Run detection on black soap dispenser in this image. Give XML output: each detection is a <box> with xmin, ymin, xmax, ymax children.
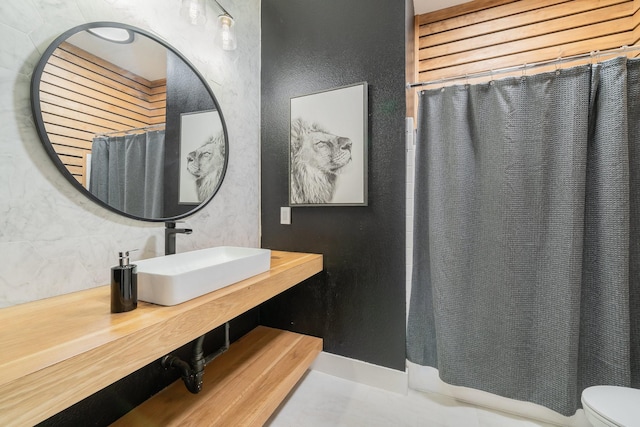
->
<box><xmin>111</xmin><ymin>250</ymin><xmax>137</xmax><ymax>313</ymax></box>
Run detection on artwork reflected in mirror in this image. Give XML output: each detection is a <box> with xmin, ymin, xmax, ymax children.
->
<box><xmin>180</xmin><ymin>110</ymin><xmax>225</xmax><ymax>204</ymax></box>
<box><xmin>31</xmin><ymin>22</ymin><xmax>229</xmax><ymax>222</ymax></box>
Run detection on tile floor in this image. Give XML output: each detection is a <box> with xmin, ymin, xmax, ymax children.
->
<box><xmin>266</xmin><ymin>370</ymin><xmax>559</xmax><ymax>427</ymax></box>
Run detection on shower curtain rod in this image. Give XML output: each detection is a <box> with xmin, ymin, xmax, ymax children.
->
<box><xmin>96</xmin><ymin>123</ymin><xmax>165</xmax><ymax>137</ymax></box>
<box><xmin>406</xmin><ymin>45</ymin><xmax>640</xmax><ymax>89</ymax></box>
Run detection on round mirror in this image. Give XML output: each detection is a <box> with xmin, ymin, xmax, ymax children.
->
<box><xmin>31</xmin><ymin>22</ymin><xmax>229</xmax><ymax>221</ymax></box>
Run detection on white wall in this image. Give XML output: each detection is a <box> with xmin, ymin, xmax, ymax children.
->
<box><xmin>0</xmin><ymin>0</ymin><xmax>261</xmax><ymax>307</ymax></box>
<box><xmin>406</xmin><ymin>117</ymin><xmax>415</xmax><ymax>324</ymax></box>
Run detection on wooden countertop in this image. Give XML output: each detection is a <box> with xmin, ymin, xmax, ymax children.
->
<box><xmin>0</xmin><ymin>250</ymin><xmax>322</xmax><ymax>426</ymax></box>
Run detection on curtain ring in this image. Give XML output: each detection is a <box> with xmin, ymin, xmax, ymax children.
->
<box><xmin>490</xmin><ymin>69</ymin><xmax>495</xmax><ymax>85</ymax></box>
<box><xmin>556</xmin><ymin>57</ymin><xmax>561</xmax><ymax>75</ymax></box>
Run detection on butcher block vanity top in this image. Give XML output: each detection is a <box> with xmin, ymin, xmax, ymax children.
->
<box><xmin>0</xmin><ymin>250</ymin><xmax>323</xmax><ymax>426</ymax></box>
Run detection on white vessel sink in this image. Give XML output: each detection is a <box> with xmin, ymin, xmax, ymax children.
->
<box><xmin>136</xmin><ymin>246</ymin><xmax>271</xmax><ymax>306</ymax></box>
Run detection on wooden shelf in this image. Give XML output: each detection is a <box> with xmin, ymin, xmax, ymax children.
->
<box><xmin>0</xmin><ymin>251</ymin><xmax>322</xmax><ymax>427</ymax></box>
<box><xmin>112</xmin><ymin>326</ymin><xmax>322</xmax><ymax>426</ymax></box>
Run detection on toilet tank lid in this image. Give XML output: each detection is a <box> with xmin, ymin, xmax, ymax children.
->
<box><xmin>582</xmin><ymin>385</ymin><xmax>640</xmax><ymax>427</ymax></box>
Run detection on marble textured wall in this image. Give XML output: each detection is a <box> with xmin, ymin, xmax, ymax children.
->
<box><xmin>0</xmin><ymin>0</ymin><xmax>260</xmax><ymax>307</ymax></box>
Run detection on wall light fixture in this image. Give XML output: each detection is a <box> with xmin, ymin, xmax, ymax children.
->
<box><xmin>215</xmin><ymin>1</ymin><xmax>237</xmax><ymax>51</ymax></box>
<box><xmin>180</xmin><ymin>0</ymin><xmax>237</xmax><ymax>51</ymax></box>
<box><xmin>180</xmin><ymin>0</ymin><xmax>207</xmax><ymax>26</ymax></box>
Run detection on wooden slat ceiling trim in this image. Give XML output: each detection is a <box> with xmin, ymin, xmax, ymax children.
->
<box><xmin>52</xmin><ymin>50</ymin><xmax>153</xmax><ymax>98</ymax></box>
<box><xmin>48</xmin><ymin>134</ymin><xmax>93</xmax><ymax>150</ymax></box>
<box><xmin>58</xmin><ymin>42</ymin><xmax>156</xmax><ymax>94</ymax></box>
<box><xmin>415</xmin><ymin>0</ymin><xmax>638</xmax><ymax>85</ymax></box>
<box><xmin>633</xmin><ymin>2</ymin><xmax>640</xmax><ymax>45</ymax></box>
<box><xmin>39</xmin><ymin>81</ymin><xmax>160</xmax><ymax>120</ymax></box>
<box><xmin>58</xmin><ymin>155</ymin><xmax>83</xmax><ymax>168</ymax></box>
<box><xmin>42</xmin><ymin>60</ymin><xmax>157</xmax><ymax>105</ymax></box>
<box><xmin>51</xmin><ymin>145</ymin><xmax>87</xmax><ymax>158</ymax></box>
<box><xmin>418</xmin><ymin>0</ymin><xmax>569</xmax><ymax>33</ymax></box>
<box><xmin>44</xmin><ymin>123</ymin><xmax>99</xmax><ymax>144</ymax></box>
<box><xmin>419</xmin><ymin>0</ymin><xmax>629</xmax><ymax>49</ymax></box>
<box><xmin>419</xmin><ymin>16</ymin><xmax>632</xmax><ymax>70</ymax></box>
<box><xmin>40</xmin><ymin>73</ymin><xmax>163</xmax><ymax>113</ymax></box>
<box><xmin>40</xmin><ymin>110</ymin><xmax>129</xmax><ymax>136</ymax></box>
<box><xmin>40</xmin><ymin>92</ymin><xmax>149</xmax><ymax>128</ymax></box>
<box><xmin>418</xmin><ymin>32</ymin><xmax>633</xmax><ymax>82</ymax></box>
<box><xmin>417</xmin><ymin>0</ymin><xmax>520</xmax><ymax>25</ymax></box>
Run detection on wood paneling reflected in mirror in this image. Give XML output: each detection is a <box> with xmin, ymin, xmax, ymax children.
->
<box><xmin>31</xmin><ymin>22</ymin><xmax>228</xmax><ymax>221</ymax></box>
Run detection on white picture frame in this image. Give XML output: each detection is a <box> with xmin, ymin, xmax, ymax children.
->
<box><xmin>289</xmin><ymin>82</ymin><xmax>368</xmax><ymax>206</ymax></box>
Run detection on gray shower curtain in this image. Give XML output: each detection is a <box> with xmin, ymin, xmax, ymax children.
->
<box><xmin>89</xmin><ymin>130</ymin><xmax>165</xmax><ymax>218</ymax></box>
<box><xmin>407</xmin><ymin>57</ymin><xmax>640</xmax><ymax>416</ymax></box>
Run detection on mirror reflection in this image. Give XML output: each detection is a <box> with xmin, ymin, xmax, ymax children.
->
<box><xmin>31</xmin><ymin>22</ymin><xmax>228</xmax><ymax>221</ymax></box>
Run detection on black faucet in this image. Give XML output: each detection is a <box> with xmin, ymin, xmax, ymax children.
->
<box><xmin>165</xmin><ymin>221</ymin><xmax>192</xmax><ymax>255</ymax></box>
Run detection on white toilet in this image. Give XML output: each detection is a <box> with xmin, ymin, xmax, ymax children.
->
<box><xmin>581</xmin><ymin>385</ymin><xmax>640</xmax><ymax>427</ymax></box>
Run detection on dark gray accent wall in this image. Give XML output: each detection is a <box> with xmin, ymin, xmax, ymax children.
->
<box><xmin>163</xmin><ymin>50</ymin><xmax>218</xmax><ymax>218</ymax></box>
<box><xmin>260</xmin><ymin>0</ymin><xmax>409</xmax><ymax>371</ymax></box>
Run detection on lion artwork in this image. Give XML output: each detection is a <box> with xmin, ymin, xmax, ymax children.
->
<box><xmin>290</xmin><ymin>118</ymin><xmax>353</xmax><ymax>204</ymax></box>
<box><xmin>186</xmin><ymin>132</ymin><xmax>225</xmax><ymax>201</ymax></box>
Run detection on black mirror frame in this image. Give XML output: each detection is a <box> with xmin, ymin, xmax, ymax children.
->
<box><xmin>30</xmin><ymin>22</ymin><xmax>229</xmax><ymax>222</ymax></box>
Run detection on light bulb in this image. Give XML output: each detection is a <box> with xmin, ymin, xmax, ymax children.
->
<box><xmin>180</xmin><ymin>0</ymin><xmax>206</xmax><ymax>26</ymax></box>
<box><xmin>218</xmin><ymin>14</ymin><xmax>237</xmax><ymax>51</ymax></box>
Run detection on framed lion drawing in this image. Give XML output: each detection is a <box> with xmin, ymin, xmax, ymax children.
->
<box><xmin>178</xmin><ymin>110</ymin><xmax>225</xmax><ymax>205</ymax></box>
<box><xmin>289</xmin><ymin>82</ymin><xmax>368</xmax><ymax>206</ymax></box>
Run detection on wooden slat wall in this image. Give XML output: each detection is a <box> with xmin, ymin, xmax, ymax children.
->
<box><xmin>38</xmin><ymin>41</ymin><xmax>167</xmax><ymax>185</ymax></box>
<box><xmin>413</xmin><ymin>0</ymin><xmax>640</xmax><ymax>88</ymax></box>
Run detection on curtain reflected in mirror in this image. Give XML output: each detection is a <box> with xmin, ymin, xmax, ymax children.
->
<box><xmin>89</xmin><ymin>130</ymin><xmax>165</xmax><ymax>218</ymax></box>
